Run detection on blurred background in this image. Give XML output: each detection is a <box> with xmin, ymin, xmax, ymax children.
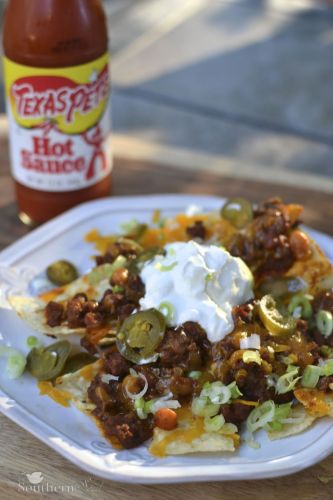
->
<box><xmin>0</xmin><ymin>0</ymin><xmax>332</xmax><ymax>191</ymax></box>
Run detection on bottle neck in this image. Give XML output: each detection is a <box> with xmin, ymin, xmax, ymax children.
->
<box><xmin>3</xmin><ymin>0</ymin><xmax>108</xmax><ymax>68</ymax></box>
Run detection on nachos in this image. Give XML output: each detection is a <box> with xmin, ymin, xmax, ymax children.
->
<box><xmin>9</xmin><ymin>198</ymin><xmax>333</xmax><ymax>456</ymax></box>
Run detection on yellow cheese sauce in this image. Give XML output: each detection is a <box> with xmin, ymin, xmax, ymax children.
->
<box><xmin>79</xmin><ymin>360</ymin><xmax>102</xmax><ymax>380</ymax></box>
<box><xmin>149</xmin><ymin>407</ymin><xmax>240</xmax><ymax>458</ymax></box>
<box><xmin>38</xmin><ymin>381</ymin><xmax>72</xmax><ymax>407</ymax></box>
<box><xmin>149</xmin><ymin>414</ymin><xmax>205</xmax><ymax>458</ymax></box>
<box><xmin>294</xmin><ymin>388</ymin><xmax>330</xmax><ymax>417</ymax></box>
<box><xmin>85</xmin><ymin>213</ymin><xmax>237</xmax><ymax>255</ymax></box>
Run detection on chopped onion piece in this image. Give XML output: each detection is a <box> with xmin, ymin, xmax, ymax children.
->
<box><xmin>242</xmin><ymin>350</ymin><xmax>262</xmax><ymax>365</ymax></box>
<box><xmin>125</xmin><ymin>370</ymin><xmax>148</xmax><ymax>400</ymax></box>
<box><xmin>240</xmin><ymin>334</ymin><xmax>261</xmax><ymax>350</ymax></box>
<box><xmin>0</xmin><ymin>345</ymin><xmax>26</xmax><ymax>379</ymax></box>
<box><xmin>150</xmin><ymin>399</ymin><xmax>181</xmax><ymax>413</ymax></box>
<box><xmin>201</xmin><ymin>381</ymin><xmax>231</xmax><ymax>405</ymax></box>
<box><xmin>6</xmin><ymin>354</ymin><xmax>26</xmax><ymax>379</ymax></box>
<box><xmin>101</xmin><ymin>374</ymin><xmax>119</xmax><ymax>383</ymax></box>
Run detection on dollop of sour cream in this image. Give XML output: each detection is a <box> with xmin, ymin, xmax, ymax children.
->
<box><xmin>139</xmin><ymin>241</ymin><xmax>254</xmax><ymax>343</ymax></box>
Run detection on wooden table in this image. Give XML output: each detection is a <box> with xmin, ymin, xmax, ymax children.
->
<box><xmin>1</xmin><ymin>135</ymin><xmax>333</xmax><ymax>499</ymax></box>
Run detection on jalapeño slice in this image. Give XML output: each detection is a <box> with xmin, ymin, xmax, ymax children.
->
<box><xmin>27</xmin><ymin>340</ymin><xmax>71</xmax><ymax>380</ymax></box>
<box><xmin>220</xmin><ymin>197</ymin><xmax>253</xmax><ymax>228</ymax></box>
<box><xmin>46</xmin><ymin>260</ymin><xmax>78</xmax><ymax>286</ymax></box>
<box><xmin>116</xmin><ymin>309</ymin><xmax>166</xmax><ymax>364</ymax></box>
<box><xmin>259</xmin><ymin>294</ymin><xmax>296</xmax><ymax>336</ymax></box>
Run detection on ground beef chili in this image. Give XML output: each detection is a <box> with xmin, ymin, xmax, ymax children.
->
<box><xmin>157</xmin><ymin>321</ymin><xmax>210</xmax><ymax>371</ymax></box>
<box><xmin>221</xmin><ymin>402</ymin><xmax>253</xmax><ymax>426</ymax></box>
<box><xmin>95</xmin><ymin>239</ymin><xmax>141</xmax><ymax>266</ymax></box>
<box><xmin>103</xmin><ymin>413</ymin><xmax>154</xmax><ymax>449</ymax></box>
<box><xmin>317</xmin><ymin>376</ymin><xmax>333</xmax><ymax>392</ymax></box>
<box><xmin>103</xmin><ymin>351</ymin><xmax>132</xmax><ymax>379</ymax></box>
<box><xmin>308</xmin><ymin>290</ymin><xmax>333</xmax><ymax>346</ymax></box>
<box><xmin>45</xmin><ymin>301</ymin><xmax>64</xmax><ymax>327</ymax></box>
<box><xmin>44</xmin><ymin>272</ymin><xmax>145</xmax><ymax>332</ymax></box>
<box><xmin>186</xmin><ymin>220</ymin><xmax>207</xmax><ymax>240</ymax></box>
<box><xmin>87</xmin><ymin>358</ymin><xmax>155</xmax><ymax>448</ymax></box>
<box><xmin>228</xmin><ymin>198</ymin><xmax>296</xmax><ymax>280</ymax></box>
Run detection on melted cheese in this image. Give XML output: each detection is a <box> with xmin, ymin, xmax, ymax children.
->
<box><xmin>150</xmin><ymin>414</ymin><xmax>205</xmax><ymax>458</ymax></box>
<box><xmin>38</xmin><ymin>381</ymin><xmax>72</xmax><ymax>407</ymax></box>
<box><xmin>294</xmin><ymin>388</ymin><xmax>330</xmax><ymax>417</ymax></box>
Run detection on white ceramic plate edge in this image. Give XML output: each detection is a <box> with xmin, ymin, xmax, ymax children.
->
<box><xmin>0</xmin><ymin>194</ymin><xmax>332</xmax><ymax>483</ymax></box>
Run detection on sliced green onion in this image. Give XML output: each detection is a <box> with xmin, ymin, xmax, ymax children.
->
<box><xmin>158</xmin><ymin>301</ymin><xmax>174</xmax><ymax>324</ymax></box>
<box><xmin>0</xmin><ymin>346</ymin><xmax>26</xmax><ymax>379</ymax></box>
<box><xmin>88</xmin><ymin>257</ymin><xmax>127</xmax><ymax>285</ymax></box>
<box><xmin>228</xmin><ymin>381</ymin><xmax>243</xmax><ymax>399</ymax></box>
<box><xmin>112</xmin><ymin>285</ymin><xmax>124</xmax><ymax>294</ymax></box>
<box><xmin>192</xmin><ymin>396</ymin><xmax>220</xmax><ymax>417</ymax></box>
<box><xmin>201</xmin><ymin>381</ymin><xmax>232</xmax><ymax>405</ymax></box>
<box><xmin>205</xmin><ymin>273</ymin><xmax>213</xmax><ymax>283</ymax></box>
<box><xmin>286</xmin><ymin>364</ymin><xmax>299</xmax><ymax>373</ymax></box>
<box><xmin>320</xmin><ymin>345</ymin><xmax>333</xmax><ymax>358</ymax></box>
<box><xmin>265</xmin><ymin>403</ymin><xmax>292</xmax><ymax>431</ymax></box>
<box><xmin>321</xmin><ymin>360</ymin><xmax>333</xmax><ymax>377</ymax></box>
<box><xmin>316</xmin><ymin>310</ymin><xmax>333</xmax><ymax>338</ymax></box>
<box><xmin>301</xmin><ymin>365</ymin><xmax>322</xmax><ymax>388</ymax></box>
<box><xmin>246</xmin><ymin>437</ymin><xmax>261</xmax><ymax>449</ymax></box>
<box><xmin>155</xmin><ymin>262</ymin><xmax>178</xmax><ymax>272</ymax></box>
<box><xmin>120</xmin><ymin>218</ymin><xmax>139</xmax><ymax>233</ymax></box>
<box><xmin>276</xmin><ymin>368</ymin><xmax>300</xmax><ymax>394</ymax></box>
<box><xmin>204</xmin><ymin>414</ymin><xmax>225</xmax><ymax>432</ymax></box>
<box><xmin>281</xmin><ymin>355</ymin><xmax>298</xmax><ymax>366</ymax></box>
<box><xmin>26</xmin><ymin>336</ymin><xmax>41</xmax><ymax>348</ymax></box>
<box><xmin>148</xmin><ymin>397</ymin><xmax>181</xmax><ymax>414</ymax></box>
<box><xmin>168</xmin><ymin>248</ymin><xmax>176</xmax><ymax>257</ymax></box>
<box><xmin>246</xmin><ymin>400</ymin><xmax>275</xmax><ymax>433</ymax></box>
<box><xmin>266</xmin><ymin>374</ymin><xmax>278</xmax><ymax>388</ymax></box>
<box><xmin>288</xmin><ymin>295</ymin><xmax>312</xmax><ymax>319</ymax></box>
<box><xmin>134</xmin><ymin>398</ymin><xmax>147</xmax><ymax>420</ymax></box>
<box><xmin>6</xmin><ymin>355</ymin><xmax>26</xmax><ymax>379</ymax></box>
<box><xmin>242</xmin><ymin>350</ymin><xmax>262</xmax><ymax>365</ymax></box>
<box><xmin>188</xmin><ymin>370</ymin><xmax>202</xmax><ymax>380</ymax></box>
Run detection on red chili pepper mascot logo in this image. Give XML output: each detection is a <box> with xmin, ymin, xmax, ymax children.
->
<box><xmin>83</xmin><ymin>125</ymin><xmax>107</xmax><ymax>180</ymax></box>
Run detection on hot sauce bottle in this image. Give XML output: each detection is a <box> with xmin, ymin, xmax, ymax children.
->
<box><xmin>3</xmin><ymin>0</ymin><xmax>112</xmax><ymax>225</ymax></box>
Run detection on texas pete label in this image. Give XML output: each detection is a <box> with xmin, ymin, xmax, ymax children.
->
<box><xmin>3</xmin><ymin>53</ymin><xmax>112</xmax><ymax>192</ymax></box>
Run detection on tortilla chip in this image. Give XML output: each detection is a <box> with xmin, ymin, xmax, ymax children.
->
<box><xmin>54</xmin><ymin>360</ymin><xmax>101</xmax><ymax>412</ymax></box>
<box><xmin>268</xmin><ymin>405</ymin><xmax>316</xmax><ymax>440</ymax></box>
<box><xmin>294</xmin><ymin>388</ymin><xmax>332</xmax><ymax>417</ymax></box>
<box><xmin>286</xmin><ymin>236</ymin><xmax>333</xmax><ymax>294</ymax></box>
<box><xmin>150</xmin><ymin>428</ymin><xmax>236</xmax><ymax>456</ymax></box>
<box><xmin>9</xmin><ymin>267</ymin><xmax>112</xmax><ymax>336</ymax></box>
<box><xmin>149</xmin><ymin>410</ymin><xmax>238</xmax><ymax>457</ymax></box>
<box><xmin>9</xmin><ymin>295</ymin><xmax>86</xmax><ymax>336</ymax></box>
<box><xmin>324</xmin><ymin>393</ymin><xmax>333</xmax><ymax>417</ymax></box>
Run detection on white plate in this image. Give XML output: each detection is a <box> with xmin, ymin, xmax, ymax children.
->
<box><xmin>0</xmin><ymin>194</ymin><xmax>332</xmax><ymax>484</ymax></box>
